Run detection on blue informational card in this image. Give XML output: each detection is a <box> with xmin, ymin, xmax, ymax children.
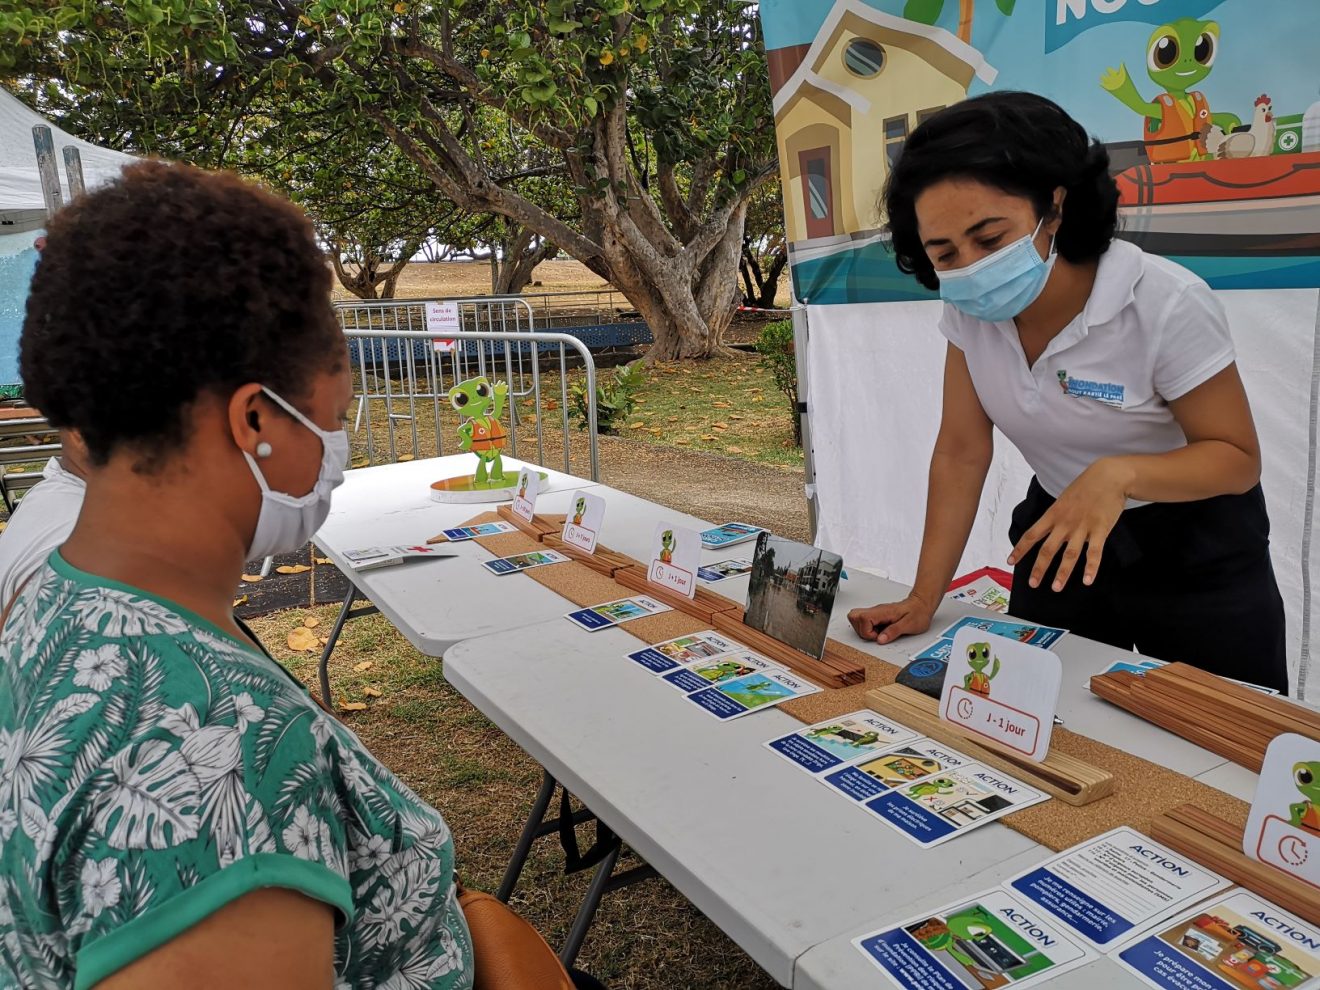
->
<box><xmin>1006</xmin><ymin>827</ymin><xmax>1229</xmax><ymax>951</ymax></box>
<box><xmin>852</xmin><ymin>888</ymin><xmax>1094</xmax><ymax>989</ymax></box>
<box><xmin>624</xmin><ymin>630</ymin><xmax>742</xmax><ymax>674</ymax></box>
<box><xmin>1112</xmin><ymin>890</ymin><xmax>1320</xmax><ymax>990</ymax></box>
<box><xmin>699</xmin><ymin>522</ymin><xmax>764</xmax><ymax>549</ymax></box>
<box><xmin>764</xmin><ymin>710</ymin><xmax>918</xmax><ymax>775</ymax></box>
<box><xmin>938</xmin><ymin>615</ymin><xmax>1068</xmax><ymax>649</ymax></box>
<box><xmin>684</xmin><ymin>667</ymin><xmax>819</xmax><ymax>720</ymax></box>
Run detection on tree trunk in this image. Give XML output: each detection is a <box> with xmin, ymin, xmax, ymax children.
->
<box><xmin>490</xmin><ymin>225</ymin><xmax>560</xmax><ymax>295</ymax></box>
<box><xmin>329</xmin><ymin>239</ymin><xmax>417</xmax><ymax>300</ymax></box>
<box><xmin>756</xmin><ymin>249</ymin><xmax>789</xmax><ymax>309</ymax></box>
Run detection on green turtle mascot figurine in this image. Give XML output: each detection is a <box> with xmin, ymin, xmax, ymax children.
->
<box><xmin>449</xmin><ymin>376</ymin><xmax>509</xmax><ymax>487</ymax></box>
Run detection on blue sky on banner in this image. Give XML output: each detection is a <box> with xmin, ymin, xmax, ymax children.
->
<box><xmin>759</xmin><ymin>0</ymin><xmax>1319</xmax><ymax>143</ymax></box>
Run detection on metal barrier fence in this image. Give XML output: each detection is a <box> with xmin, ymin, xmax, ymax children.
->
<box><xmin>343</xmin><ymin>328</ymin><xmax>599</xmax><ymax>481</ymax></box>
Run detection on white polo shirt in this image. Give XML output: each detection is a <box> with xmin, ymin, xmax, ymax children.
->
<box><xmin>0</xmin><ymin>457</ymin><xmax>85</xmax><ymax>610</ymax></box>
<box><xmin>939</xmin><ymin>239</ymin><xmax>1236</xmax><ymax>500</ymax></box>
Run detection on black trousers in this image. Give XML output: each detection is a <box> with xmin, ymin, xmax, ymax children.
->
<box><xmin>1006</xmin><ymin>478</ymin><xmax>1288</xmax><ymax>694</ymax></box>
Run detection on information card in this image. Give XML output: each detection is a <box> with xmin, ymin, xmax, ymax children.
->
<box><xmin>1007</xmin><ymin>828</ymin><xmax>1230</xmax><ymax>950</ymax></box>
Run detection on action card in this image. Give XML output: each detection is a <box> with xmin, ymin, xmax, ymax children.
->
<box><xmin>853</xmin><ymin>887</ymin><xmax>1094</xmax><ymax>990</ymax></box>
<box><xmin>863</xmin><ymin>763</ymin><xmax>1048</xmax><ymax>848</ymax></box>
<box><xmin>1112</xmin><ymin>890</ymin><xmax>1320</xmax><ymax>990</ymax></box>
<box><xmin>1244</xmin><ymin>732</ymin><xmax>1320</xmax><ymax>890</ymax></box>
<box><xmin>939</xmin><ymin>630</ymin><xmax>1062</xmax><ymax>761</ymax></box>
<box><xmin>765</xmin><ymin>710</ymin><xmax>920</xmax><ymax>775</ymax></box>
<box><xmin>699</xmin><ymin>522</ymin><xmax>765</xmax><ymax>549</ymax></box>
<box><xmin>1007</xmin><ymin>827</ymin><xmax>1230</xmax><ymax>951</ymax></box>
<box><xmin>685</xmin><ymin>667</ymin><xmax>820</xmax><ymax>721</ymax></box>
<box><xmin>624</xmin><ymin>630</ymin><xmax>744</xmax><ymax>674</ymax></box>
<box><xmin>439</xmin><ymin>522</ymin><xmax>518</xmax><ymax>542</ymax></box>
<box><xmin>648</xmin><ymin>523</ymin><xmax>702</xmax><ymax>598</ymax></box>
<box><xmin>660</xmin><ymin>650</ymin><xmax>779</xmax><ymax>694</ymax></box>
<box><xmin>697</xmin><ymin>558</ymin><xmax>754</xmax><ymax>583</ymax></box>
<box><xmin>564</xmin><ymin>596</ymin><xmax>672</xmax><ymax>632</ymax></box>
<box><xmin>822</xmin><ymin>737</ymin><xmax>975</xmax><ymax>805</ymax></box>
<box><xmin>481</xmin><ymin>548</ymin><xmax>569</xmax><ymax>576</ymax></box>
<box><xmin>562</xmin><ymin>490</ymin><xmax>606</xmax><ymax>554</ymax></box>
<box><xmin>511</xmin><ymin>466</ymin><xmax>540</xmax><ymax>522</ymax></box>
<box><xmin>939</xmin><ymin>614</ymin><xmax>1068</xmax><ymax>650</ymax></box>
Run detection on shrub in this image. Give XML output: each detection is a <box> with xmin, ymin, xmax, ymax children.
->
<box><xmin>570</xmin><ymin>359</ymin><xmax>645</xmax><ymax>434</ymax></box>
<box><xmin>754</xmin><ymin>319</ymin><xmax>800</xmax><ymax>446</ymax></box>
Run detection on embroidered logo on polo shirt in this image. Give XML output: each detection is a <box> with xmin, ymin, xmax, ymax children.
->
<box><xmin>1056</xmin><ymin>370</ymin><xmax>1124</xmax><ymax>407</ymax></box>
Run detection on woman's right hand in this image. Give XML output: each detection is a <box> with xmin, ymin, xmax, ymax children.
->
<box><xmin>847</xmin><ymin>594</ymin><xmax>936</xmax><ymax>646</ymax></box>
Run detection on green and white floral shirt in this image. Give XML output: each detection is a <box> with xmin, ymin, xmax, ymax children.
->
<box><xmin>0</xmin><ymin>552</ymin><xmax>473</xmax><ymax>990</ymax></box>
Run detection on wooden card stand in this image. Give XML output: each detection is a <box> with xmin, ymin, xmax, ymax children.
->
<box><xmin>706</xmin><ymin>607</ymin><xmax>865</xmax><ymax>690</ymax></box>
<box><xmin>542</xmin><ymin>535</ymin><xmax>636</xmax><ymax>578</ymax></box>
<box><xmin>1090</xmin><ymin>663</ymin><xmax>1320</xmax><ymax>774</ymax></box>
<box><xmin>865</xmin><ymin>683</ymin><xmax>1114</xmax><ymax>807</ymax></box>
<box><xmin>614</xmin><ymin>565</ymin><xmax>741</xmax><ymax>626</ymax></box>
<box><xmin>495</xmin><ymin>504</ymin><xmax>559</xmax><ymax>541</ymax></box>
<box><xmin>1152</xmin><ymin>803</ymin><xmax>1320</xmax><ymax>927</ymax></box>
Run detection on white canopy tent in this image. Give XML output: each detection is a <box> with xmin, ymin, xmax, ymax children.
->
<box><xmin>0</xmin><ymin>87</ymin><xmax>135</xmax><ymax>384</ymax></box>
<box><xmin>0</xmin><ymin>86</ymin><xmax>135</xmax><ymax>229</ymax></box>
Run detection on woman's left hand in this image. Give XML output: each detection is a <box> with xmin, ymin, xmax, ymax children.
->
<box><xmin>1008</xmin><ymin>458</ymin><xmax>1133</xmax><ymax>591</ymax></box>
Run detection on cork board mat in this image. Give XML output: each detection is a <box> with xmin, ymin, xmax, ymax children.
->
<box><xmin>457</xmin><ymin>512</ymin><xmax>1250</xmax><ymax>851</ymax></box>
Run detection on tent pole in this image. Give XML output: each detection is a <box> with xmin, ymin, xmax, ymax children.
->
<box><xmin>31</xmin><ymin>125</ymin><xmax>63</xmax><ymax>217</ymax></box>
<box><xmin>62</xmin><ymin>147</ymin><xmax>86</xmax><ymax>200</ymax></box>
<box><xmin>792</xmin><ymin>302</ymin><xmax>819</xmax><ymax>543</ymax></box>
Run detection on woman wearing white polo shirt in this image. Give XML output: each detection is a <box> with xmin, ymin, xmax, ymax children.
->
<box><xmin>847</xmin><ymin>91</ymin><xmax>1287</xmax><ymax>693</ymax></box>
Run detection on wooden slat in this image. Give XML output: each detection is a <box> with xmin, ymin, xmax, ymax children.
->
<box><xmin>865</xmin><ymin>683</ymin><xmax>1114</xmax><ymax>806</ymax></box>
<box><xmin>540</xmin><ymin>535</ymin><xmax>637</xmax><ymax>577</ymax></box>
<box><xmin>614</xmin><ymin>565</ymin><xmax>741</xmax><ymax>626</ymax></box>
<box><xmin>1152</xmin><ymin>805</ymin><xmax>1320</xmax><ymax>928</ymax></box>
<box><xmin>495</xmin><ymin>505</ymin><xmax>558</xmax><ymax>541</ymax></box>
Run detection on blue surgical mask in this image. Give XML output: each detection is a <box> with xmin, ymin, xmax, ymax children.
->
<box><xmin>937</xmin><ymin>219</ymin><xmax>1056</xmax><ymax>322</ymax></box>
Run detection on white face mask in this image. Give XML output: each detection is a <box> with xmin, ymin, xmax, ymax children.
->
<box><xmin>242</xmin><ymin>386</ymin><xmax>349</xmax><ymax>561</ymax></box>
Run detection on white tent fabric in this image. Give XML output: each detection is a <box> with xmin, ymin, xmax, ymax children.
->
<box><xmin>0</xmin><ymin>87</ymin><xmax>134</xmax><ymax>212</ymax></box>
<box><xmin>807</xmin><ymin>289</ymin><xmax>1320</xmax><ymax>698</ymax></box>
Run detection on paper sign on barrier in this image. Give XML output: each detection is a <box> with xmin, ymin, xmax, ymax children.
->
<box><xmin>425</xmin><ymin>300</ymin><xmax>460</xmax><ymax>352</ymax></box>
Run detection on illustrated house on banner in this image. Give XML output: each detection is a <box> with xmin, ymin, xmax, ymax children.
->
<box><xmin>770</xmin><ymin>0</ymin><xmax>997</xmax><ymax>248</ymax></box>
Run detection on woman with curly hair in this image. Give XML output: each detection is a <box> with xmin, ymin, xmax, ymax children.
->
<box><xmin>847</xmin><ymin>92</ymin><xmax>1286</xmax><ymax>692</ymax></box>
<box><xmin>0</xmin><ymin>162</ymin><xmax>608</xmax><ymax>990</ymax></box>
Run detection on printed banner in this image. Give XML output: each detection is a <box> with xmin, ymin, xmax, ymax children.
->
<box><xmin>759</xmin><ymin>0</ymin><xmax>1320</xmax><ymax>303</ymax></box>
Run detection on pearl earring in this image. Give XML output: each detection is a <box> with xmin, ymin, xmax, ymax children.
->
<box><xmin>256</xmin><ymin>442</ymin><xmax>273</xmax><ymax>458</ymax></box>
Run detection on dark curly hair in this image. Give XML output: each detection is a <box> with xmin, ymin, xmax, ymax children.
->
<box><xmin>882</xmin><ymin>91</ymin><xmax>1120</xmax><ymax>291</ymax></box>
<box><xmin>21</xmin><ymin>161</ymin><xmax>344</xmax><ymax>467</ymax></box>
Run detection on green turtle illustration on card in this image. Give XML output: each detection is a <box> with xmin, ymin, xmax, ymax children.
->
<box><xmin>511</xmin><ymin>466</ymin><xmax>540</xmax><ymax>522</ymax></box>
<box><xmin>648</xmin><ymin>523</ymin><xmax>701</xmax><ymax>598</ymax></box>
<box><xmin>939</xmin><ymin>629</ymin><xmax>1062</xmax><ymax>762</ymax></box>
<box><xmin>1244</xmin><ymin>733</ymin><xmax>1320</xmax><ymax>890</ymax></box>
<box><xmin>562</xmin><ymin>490</ymin><xmax>606</xmax><ymax>553</ymax></box>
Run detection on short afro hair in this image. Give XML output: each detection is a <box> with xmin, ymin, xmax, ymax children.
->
<box><xmin>21</xmin><ymin>161</ymin><xmax>344</xmax><ymax>467</ymax></box>
<box><xmin>882</xmin><ymin>91</ymin><xmax>1120</xmax><ymax>291</ymax></box>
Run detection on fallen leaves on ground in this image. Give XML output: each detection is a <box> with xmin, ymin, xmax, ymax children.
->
<box><xmin>397</xmin><ymin>453</ymin><xmax>415</xmax><ymax>462</ymax></box>
<box><xmin>354</xmin><ymin>660</ymin><xmax>374</xmax><ymax>672</ymax></box>
<box><xmin>314</xmin><ymin>556</ymin><xmax>332</xmax><ymax>565</ymax></box>
<box><xmin>725</xmin><ymin>447</ymin><xmax>744</xmax><ymax>455</ymax></box>
<box><xmin>351</xmin><ymin>456</ymin><xmax>370</xmax><ymax>469</ymax></box>
<box><xmin>276</xmin><ymin>564</ymin><xmax>312</xmax><ymax>575</ymax></box>
<box><xmin>713</xmin><ymin>401</ymin><xmax>731</xmax><ymax>409</ymax></box>
<box><xmin>712</xmin><ymin>423</ymin><xmax>729</xmax><ymax>431</ymax></box>
<box><xmin>240</xmin><ymin>573</ymin><xmax>263</xmax><ymax>583</ymax></box>
<box><xmin>338</xmin><ymin>698</ymin><xmax>368</xmax><ymax>711</ymax></box>
<box><xmin>363</xmin><ymin>686</ymin><xmax>383</xmax><ymax>698</ymax></box>
<box><xmin>629</xmin><ymin>422</ymin><xmax>646</xmax><ymax>430</ymax></box>
<box><xmin>233</xmin><ymin>596</ymin><xmax>248</xmax><ymax>608</ymax></box>
<box><xmin>287</xmin><ymin>627</ymin><xmax>319</xmax><ymax>651</ymax></box>
<box><xmin>303</xmin><ymin>616</ymin><xmax>321</xmax><ymax>629</ymax></box>
<box><xmin>700</xmin><ymin>434</ymin><xmax>718</xmax><ymax>441</ymax></box>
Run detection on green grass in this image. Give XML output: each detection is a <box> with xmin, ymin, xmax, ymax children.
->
<box><xmin>595</xmin><ymin>354</ymin><xmax>803</xmax><ymax>469</ymax></box>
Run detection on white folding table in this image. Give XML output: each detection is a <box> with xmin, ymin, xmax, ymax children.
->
<box><xmin>443</xmin><ymin>567</ymin><xmax>1254</xmax><ymax>988</ymax></box>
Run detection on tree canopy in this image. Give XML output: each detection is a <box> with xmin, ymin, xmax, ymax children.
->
<box><xmin>2</xmin><ymin>0</ymin><xmax>779</xmax><ymax>358</ymax></box>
